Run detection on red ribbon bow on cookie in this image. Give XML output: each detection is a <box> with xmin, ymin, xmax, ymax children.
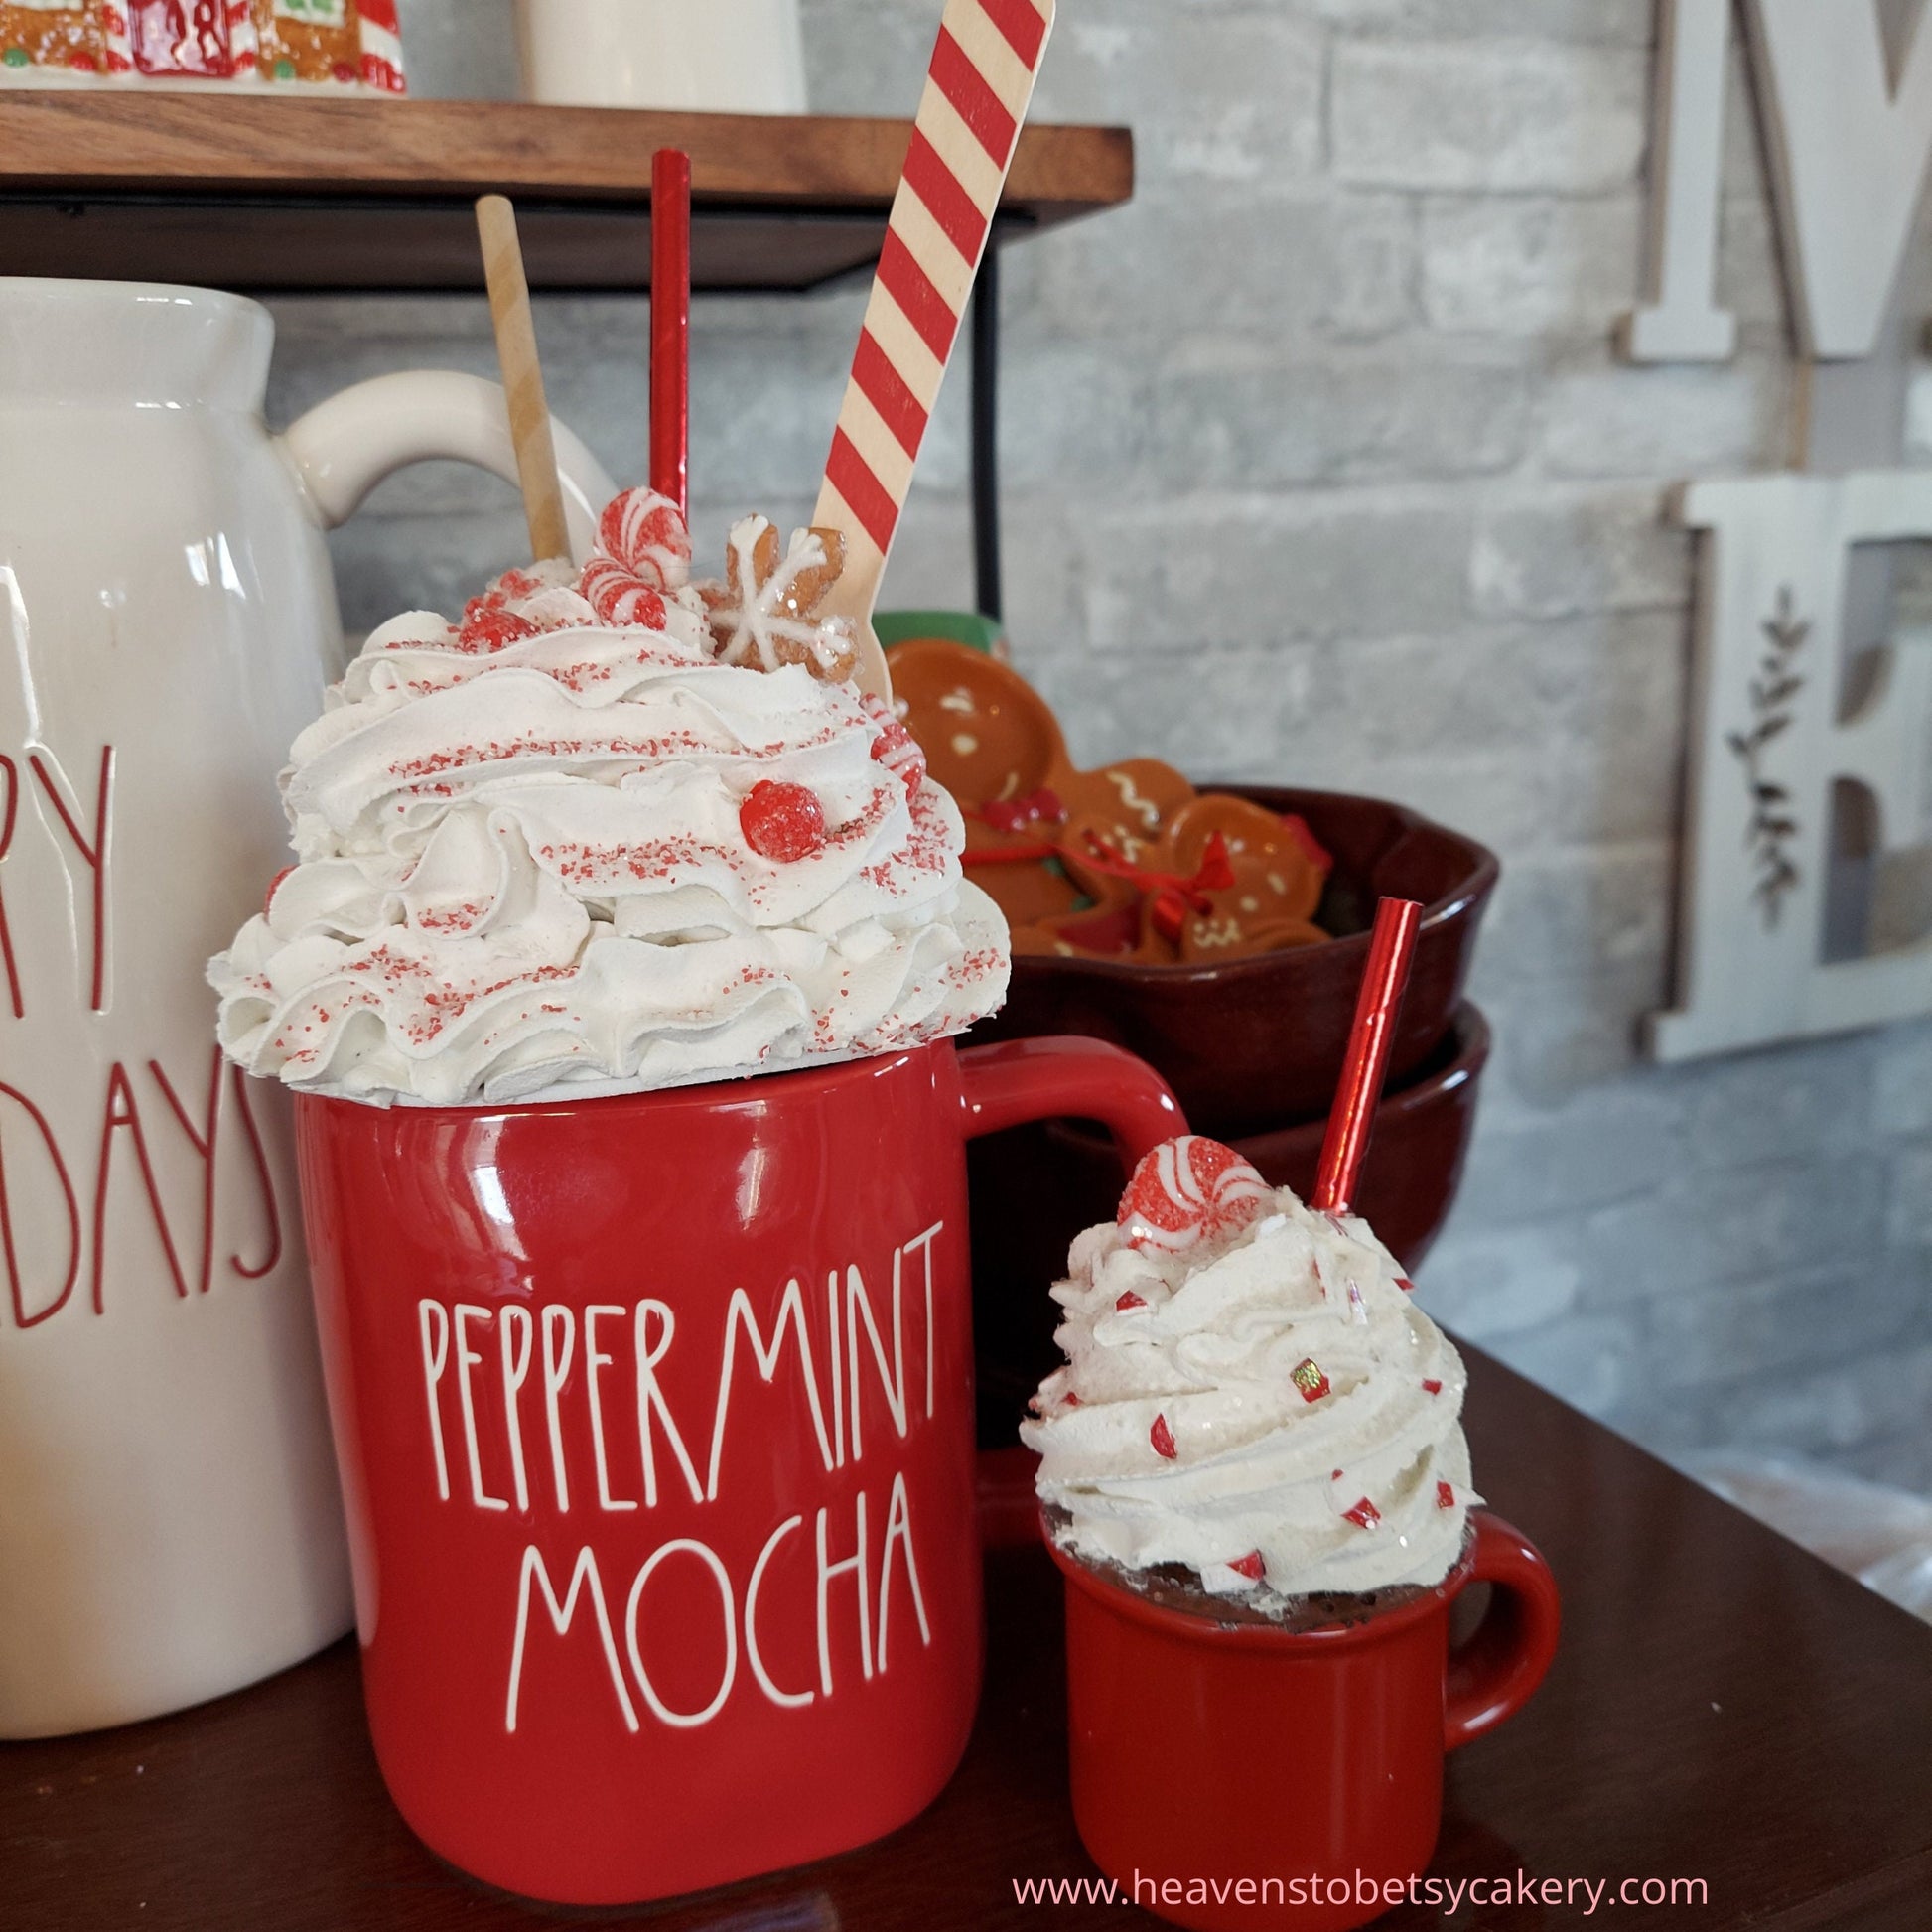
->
<box><xmin>1079</xmin><ymin>829</ymin><xmax>1237</xmax><ymax>942</ymax></box>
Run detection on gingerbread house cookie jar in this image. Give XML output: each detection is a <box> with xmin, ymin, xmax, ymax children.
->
<box><xmin>0</xmin><ymin>0</ymin><xmax>403</xmax><ymax>89</ymax></box>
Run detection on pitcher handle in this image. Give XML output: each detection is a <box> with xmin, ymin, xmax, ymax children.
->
<box><xmin>277</xmin><ymin>370</ymin><xmax>617</xmax><ymax>559</ymax></box>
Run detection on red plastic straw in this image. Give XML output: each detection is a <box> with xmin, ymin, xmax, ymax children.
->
<box><xmin>650</xmin><ymin>148</ymin><xmax>691</xmax><ymax>519</ymax></box>
<box><xmin>1311</xmin><ymin>897</ymin><xmax>1423</xmax><ymax>1216</ymax></box>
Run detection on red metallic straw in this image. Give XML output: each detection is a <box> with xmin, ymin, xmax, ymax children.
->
<box><xmin>650</xmin><ymin>148</ymin><xmax>691</xmax><ymax>519</ymax></box>
<box><xmin>1311</xmin><ymin>897</ymin><xmax>1424</xmax><ymax>1216</ymax></box>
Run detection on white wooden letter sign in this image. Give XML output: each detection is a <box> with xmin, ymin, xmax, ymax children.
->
<box><xmin>1647</xmin><ymin>474</ymin><xmax>1932</xmax><ymax>1061</ymax></box>
<box><xmin>1627</xmin><ymin>0</ymin><xmax>1932</xmax><ymax>362</ymax></box>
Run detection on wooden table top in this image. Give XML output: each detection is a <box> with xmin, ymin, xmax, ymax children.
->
<box><xmin>6</xmin><ymin>1346</ymin><xmax>1931</xmax><ymax>1930</ymax></box>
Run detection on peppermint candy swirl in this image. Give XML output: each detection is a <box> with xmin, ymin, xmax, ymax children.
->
<box><xmin>1118</xmin><ymin>1135</ymin><xmax>1272</xmax><ymax>1254</ymax></box>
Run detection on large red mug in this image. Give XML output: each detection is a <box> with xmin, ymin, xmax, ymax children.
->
<box><xmin>1049</xmin><ymin>1513</ymin><xmax>1561</xmax><ymax>1931</ymax></box>
<box><xmin>294</xmin><ymin>1035</ymin><xmax>1180</xmax><ymax>1905</ymax></box>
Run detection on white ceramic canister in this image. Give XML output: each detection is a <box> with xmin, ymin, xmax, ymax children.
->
<box><xmin>0</xmin><ymin>278</ymin><xmax>613</xmax><ymax>1736</ymax></box>
<box><xmin>515</xmin><ymin>0</ymin><xmax>807</xmax><ymax>113</ymax></box>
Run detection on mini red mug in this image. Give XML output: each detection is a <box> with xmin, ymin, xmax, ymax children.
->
<box><xmin>294</xmin><ymin>1035</ymin><xmax>1181</xmax><ymax>1905</ymax></box>
<box><xmin>1048</xmin><ymin>1513</ymin><xmax>1561</xmax><ymax>1932</ymax></box>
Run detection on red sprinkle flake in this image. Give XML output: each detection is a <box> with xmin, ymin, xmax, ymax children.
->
<box><xmin>263</xmin><ymin>865</ymin><xmax>295</xmax><ymax>918</ymax></box>
<box><xmin>1437</xmin><ymin>1481</ymin><xmax>1456</xmax><ymax>1510</ymax></box>
<box><xmin>1290</xmin><ymin>1357</ymin><xmax>1330</xmax><ymax>1403</ymax></box>
<box><xmin>1227</xmin><ymin>1551</ymin><xmax>1266</xmax><ymax>1583</ymax></box>
<box><xmin>1396</xmin><ymin>1276</ymin><xmax>1416</xmax><ymax>1293</ymax></box>
<box><xmin>1343</xmin><ymin>1497</ymin><xmax>1381</xmax><ymax>1531</ymax></box>
<box><xmin>740</xmin><ymin>781</ymin><xmax>828</xmax><ymax>863</ymax></box>
<box><xmin>1114</xmin><ymin>1291</ymin><xmax>1149</xmax><ymax>1312</ymax></box>
<box><xmin>1150</xmin><ymin>1414</ymin><xmax>1178</xmax><ymax>1460</ymax></box>
<box><xmin>1422</xmin><ymin>1378</ymin><xmax>1443</xmax><ymax>1395</ymax></box>
<box><xmin>1063</xmin><ymin>1392</ymin><xmax>1081</xmax><ymax>1409</ymax></box>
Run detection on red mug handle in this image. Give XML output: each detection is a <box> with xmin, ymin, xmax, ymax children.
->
<box><xmin>960</xmin><ymin>1037</ymin><xmax>1184</xmax><ymax>1551</ymax></box>
<box><xmin>957</xmin><ymin>1035</ymin><xmax>1185</xmax><ymax>1158</ymax></box>
<box><xmin>1444</xmin><ymin>1511</ymin><xmax>1561</xmax><ymax>1750</ymax></box>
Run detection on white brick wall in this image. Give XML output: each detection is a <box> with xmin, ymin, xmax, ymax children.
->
<box><xmin>272</xmin><ymin>0</ymin><xmax>1932</xmax><ymax>1489</ymax></box>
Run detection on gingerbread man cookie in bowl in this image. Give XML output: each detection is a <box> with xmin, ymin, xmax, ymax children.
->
<box><xmin>890</xmin><ymin>639</ymin><xmax>1330</xmax><ymax>965</ymax></box>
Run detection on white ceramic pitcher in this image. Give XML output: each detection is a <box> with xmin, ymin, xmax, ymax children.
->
<box><xmin>0</xmin><ymin>278</ymin><xmax>615</xmax><ymax>1737</ymax></box>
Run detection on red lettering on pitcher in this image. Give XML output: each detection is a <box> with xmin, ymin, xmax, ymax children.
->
<box><xmin>1</xmin><ymin>1054</ymin><xmax>289</xmax><ymax>1328</ymax></box>
<box><xmin>148</xmin><ymin>1048</ymin><xmax>222</xmax><ymax>1295</ymax></box>
<box><xmin>0</xmin><ymin>1082</ymin><xmax>80</xmax><ymax>1327</ymax></box>
<box><xmin>226</xmin><ymin>1064</ymin><xmax>283</xmax><ymax>1280</ymax></box>
<box><xmin>92</xmin><ymin>1060</ymin><xmax>189</xmax><ymax>1313</ymax></box>
<box><xmin>0</xmin><ymin>756</ymin><xmax>22</xmax><ymax>1019</ymax></box>
<box><xmin>30</xmin><ymin>746</ymin><xmax>112</xmax><ymax>1014</ymax></box>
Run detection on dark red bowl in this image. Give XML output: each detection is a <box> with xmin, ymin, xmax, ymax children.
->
<box><xmin>970</xmin><ymin>1004</ymin><xmax>1491</xmax><ymax>1449</ymax></box>
<box><xmin>975</xmin><ymin>785</ymin><xmax>1497</xmax><ymax>1138</ymax></box>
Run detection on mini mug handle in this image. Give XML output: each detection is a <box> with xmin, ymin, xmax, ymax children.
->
<box><xmin>1445</xmin><ymin>1511</ymin><xmax>1563</xmax><ymax>1749</ymax></box>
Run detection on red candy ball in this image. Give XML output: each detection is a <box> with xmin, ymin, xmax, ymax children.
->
<box><xmin>741</xmin><ymin>780</ymin><xmax>828</xmax><ymax>863</ymax></box>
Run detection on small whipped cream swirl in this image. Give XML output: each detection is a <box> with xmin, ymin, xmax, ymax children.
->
<box><xmin>1023</xmin><ymin>1144</ymin><xmax>1476</xmax><ymax>1600</ymax></box>
<box><xmin>209</xmin><ymin>516</ymin><xmax>1009</xmax><ymax>1106</ymax></box>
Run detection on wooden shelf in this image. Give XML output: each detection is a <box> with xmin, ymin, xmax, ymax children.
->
<box><xmin>0</xmin><ymin>92</ymin><xmax>1134</xmax><ymax>294</ymax></box>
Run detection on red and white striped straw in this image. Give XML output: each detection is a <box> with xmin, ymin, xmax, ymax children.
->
<box><xmin>813</xmin><ymin>0</ymin><xmax>1055</xmax><ymax>650</ymax></box>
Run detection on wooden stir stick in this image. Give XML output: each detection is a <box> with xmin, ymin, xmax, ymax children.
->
<box><xmin>475</xmin><ymin>194</ymin><xmax>571</xmax><ymax>564</ymax></box>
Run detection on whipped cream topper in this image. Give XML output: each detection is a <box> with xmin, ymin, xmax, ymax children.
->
<box><xmin>1023</xmin><ymin>1136</ymin><xmax>1477</xmax><ymax>1601</ymax></box>
<box><xmin>209</xmin><ymin>490</ymin><xmax>1010</xmax><ymax>1107</ymax></box>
